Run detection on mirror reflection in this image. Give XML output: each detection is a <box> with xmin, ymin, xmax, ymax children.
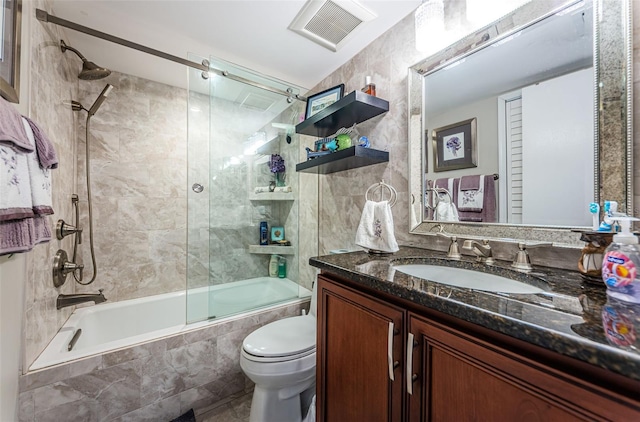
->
<box><xmin>422</xmin><ymin>1</ymin><xmax>593</xmax><ymax>227</ymax></box>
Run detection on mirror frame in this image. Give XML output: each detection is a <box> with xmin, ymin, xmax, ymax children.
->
<box><xmin>408</xmin><ymin>0</ymin><xmax>632</xmax><ymax>246</ymax></box>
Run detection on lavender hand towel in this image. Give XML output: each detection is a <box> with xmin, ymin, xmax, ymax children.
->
<box><xmin>458</xmin><ymin>175</ymin><xmax>485</xmax><ymax>212</ymax></box>
<box><xmin>24</xmin><ymin>116</ymin><xmax>58</xmax><ymax>169</ymax></box>
<box><xmin>0</xmin><ymin>97</ymin><xmax>32</xmax><ymax>153</ymax></box>
<box><xmin>0</xmin><ymin>216</ymin><xmax>51</xmax><ymax>256</ymax></box>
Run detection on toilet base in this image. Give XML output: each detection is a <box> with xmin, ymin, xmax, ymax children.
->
<box><xmin>249</xmin><ymin>383</ymin><xmax>315</xmax><ymax>422</ymax></box>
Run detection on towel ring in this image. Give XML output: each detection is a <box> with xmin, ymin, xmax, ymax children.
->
<box><xmin>365</xmin><ymin>180</ymin><xmax>397</xmax><ymax>207</ymax></box>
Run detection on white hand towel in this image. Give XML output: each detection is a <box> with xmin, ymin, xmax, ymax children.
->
<box><xmin>355</xmin><ymin>200</ymin><xmax>399</xmax><ymax>253</ymax></box>
<box><xmin>22</xmin><ymin>118</ymin><xmax>53</xmax><ymax>215</ymax></box>
<box><xmin>434</xmin><ymin>196</ymin><xmax>459</xmax><ymax>221</ymax></box>
<box><xmin>0</xmin><ymin>144</ymin><xmax>34</xmax><ymax>221</ymax></box>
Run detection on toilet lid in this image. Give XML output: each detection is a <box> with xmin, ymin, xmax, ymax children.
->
<box><xmin>243</xmin><ymin>315</ymin><xmax>316</xmax><ymax>358</ymax></box>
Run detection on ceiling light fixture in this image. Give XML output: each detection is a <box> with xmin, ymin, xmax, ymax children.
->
<box><xmin>414</xmin><ymin>0</ymin><xmax>445</xmax><ymax>53</ymax></box>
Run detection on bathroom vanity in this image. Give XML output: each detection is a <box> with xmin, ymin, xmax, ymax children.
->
<box><xmin>311</xmin><ymin>247</ymin><xmax>640</xmax><ymax>421</ymax></box>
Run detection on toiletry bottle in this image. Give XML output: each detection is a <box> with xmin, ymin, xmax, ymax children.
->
<box><xmin>602</xmin><ymin>216</ymin><xmax>640</xmax><ymax>304</ymax></box>
<box><xmin>269</xmin><ymin>254</ymin><xmax>279</xmax><ymax>277</ymax></box>
<box><xmin>278</xmin><ymin>256</ymin><xmax>287</xmax><ymax>278</ymax></box>
<box><xmin>362</xmin><ymin>76</ymin><xmax>376</xmax><ymax>96</ymax></box>
<box><xmin>260</xmin><ymin>221</ymin><xmax>268</xmax><ymax>245</ymax></box>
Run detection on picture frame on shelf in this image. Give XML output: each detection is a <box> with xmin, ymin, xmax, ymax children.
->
<box><xmin>305</xmin><ymin>84</ymin><xmax>345</xmax><ymax>120</ymax></box>
<box><xmin>431</xmin><ymin>118</ymin><xmax>477</xmax><ymax>172</ymax></box>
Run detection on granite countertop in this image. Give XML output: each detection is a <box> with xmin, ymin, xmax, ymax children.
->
<box><xmin>310</xmin><ymin>246</ymin><xmax>640</xmax><ymax>382</ymax></box>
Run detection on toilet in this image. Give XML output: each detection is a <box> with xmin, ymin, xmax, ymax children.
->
<box><xmin>240</xmin><ymin>283</ymin><xmax>317</xmax><ymax>422</ymax></box>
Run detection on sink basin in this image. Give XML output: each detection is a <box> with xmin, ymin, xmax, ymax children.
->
<box><xmin>394</xmin><ymin>264</ymin><xmax>544</xmax><ymax>294</ymax></box>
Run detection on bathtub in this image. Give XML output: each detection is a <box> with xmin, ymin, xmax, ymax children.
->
<box><xmin>30</xmin><ymin>277</ymin><xmax>309</xmax><ymax>371</ymax></box>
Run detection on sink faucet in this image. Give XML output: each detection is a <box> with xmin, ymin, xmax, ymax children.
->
<box><xmin>462</xmin><ymin>239</ymin><xmax>494</xmax><ymax>265</ymax></box>
<box><xmin>57</xmin><ymin>289</ymin><xmax>107</xmax><ymax>310</ymax></box>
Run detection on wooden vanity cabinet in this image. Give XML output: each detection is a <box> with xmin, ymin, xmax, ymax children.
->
<box><xmin>317</xmin><ymin>275</ymin><xmax>405</xmax><ymax>422</ymax></box>
<box><xmin>317</xmin><ymin>273</ymin><xmax>640</xmax><ymax>422</ymax></box>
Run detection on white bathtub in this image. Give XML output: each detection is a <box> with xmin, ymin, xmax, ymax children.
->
<box><xmin>30</xmin><ymin>277</ymin><xmax>308</xmax><ymax>371</ymax></box>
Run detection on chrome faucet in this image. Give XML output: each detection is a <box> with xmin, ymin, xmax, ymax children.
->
<box><xmin>57</xmin><ymin>289</ymin><xmax>107</xmax><ymax>310</ymax></box>
<box><xmin>462</xmin><ymin>239</ymin><xmax>494</xmax><ymax>265</ymax></box>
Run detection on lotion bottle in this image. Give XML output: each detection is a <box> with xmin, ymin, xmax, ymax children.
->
<box><xmin>602</xmin><ymin>216</ymin><xmax>640</xmax><ymax>303</ymax></box>
<box><xmin>269</xmin><ymin>254</ymin><xmax>279</xmax><ymax>277</ymax></box>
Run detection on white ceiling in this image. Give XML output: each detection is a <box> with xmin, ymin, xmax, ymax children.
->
<box><xmin>50</xmin><ymin>0</ymin><xmax>421</xmax><ymax>93</ymax></box>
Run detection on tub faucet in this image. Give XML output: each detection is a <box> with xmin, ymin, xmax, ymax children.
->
<box><xmin>462</xmin><ymin>239</ymin><xmax>494</xmax><ymax>265</ymax></box>
<box><xmin>57</xmin><ymin>289</ymin><xmax>107</xmax><ymax>310</ymax></box>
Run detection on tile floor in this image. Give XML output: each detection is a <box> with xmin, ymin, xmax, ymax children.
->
<box><xmin>197</xmin><ymin>391</ymin><xmax>252</xmax><ymax>422</ymax></box>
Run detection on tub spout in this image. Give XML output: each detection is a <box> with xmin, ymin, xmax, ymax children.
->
<box><xmin>57</xmin><ymin>289</ymin><xmax>107</xmax><ymax>310</ymax></box>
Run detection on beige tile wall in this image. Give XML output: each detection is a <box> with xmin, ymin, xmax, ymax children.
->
<box><xmin>24</xmin><ymin>0</ymin><xmax>79</xmax><ymax>370</ymax></box>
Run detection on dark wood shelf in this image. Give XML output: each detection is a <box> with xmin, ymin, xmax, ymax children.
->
<box><xmin>296</xmin><ymin>146</ymin><xmax>389</xmax><ymax>174</ymax></box>
<box><xmin>295</xmin><ymin>91</ymin><xmax>389</xmax><ymax>138</ymax></box>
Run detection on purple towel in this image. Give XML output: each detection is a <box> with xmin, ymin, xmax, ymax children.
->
<box><xmin>0</xmin><ymin>98</ymin><xmax>32</xmax><ymax>153</ymax></box>
<box><xmin>24</xmin><ymin>116</ymin><xmax>58</xmax><ymax>169</ymax></box>
<box><xmin>459</xmin><ymin>175</ymin><xmax>481</xmax><ymax>190</ymax></box>
<box><xmin>0</xmin><ymin>217</ymin><xmax>51</xmax><ymax>256</ymax></box>
<box><xmin>458</xmin><ymin>175</ymin><xmax>497</xmax><ymax>223</ymax></box>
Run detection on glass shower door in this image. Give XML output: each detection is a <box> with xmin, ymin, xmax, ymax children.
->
<box><xmin>187</xmin><ymin>54</ymin><xmax>306</xmax><ymax>323</ymax></box>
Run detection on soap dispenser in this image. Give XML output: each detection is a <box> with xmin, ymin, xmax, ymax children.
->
<box><xmin>602</xmin><ymin>216</ymin><xmax>640</xmax><ymax>303</ymax></box>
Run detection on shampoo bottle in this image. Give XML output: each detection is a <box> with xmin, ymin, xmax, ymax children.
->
<box><xmin>278</xmin><ymin>256</ymin><xmax>287</xmax><ymax>278</ymax></box>
<box><xmin>269</xmin><ymin>254</ymin><xmax>279</xmax><ymax>277</ymax></box>
<box><xmin>602</xmin><ymin>216</ymin><xmax>640</xmax><ymax>303</ymax></box>
<box><xmin>260</xmin><ymin>221</ymin><xmax>268</xmax><ymax>245</ymax></box>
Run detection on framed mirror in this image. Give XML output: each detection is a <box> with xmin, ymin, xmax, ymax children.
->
<box><xmin>408</xmin><ymin>0</ymin><xmax>632</xmax><ymax>246</ymax></box>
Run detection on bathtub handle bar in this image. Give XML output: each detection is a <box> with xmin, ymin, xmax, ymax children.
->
<box><xmin>68</xmin><ymin>329</ymin><xmax>82</xmax><ymax>352</ymax></box>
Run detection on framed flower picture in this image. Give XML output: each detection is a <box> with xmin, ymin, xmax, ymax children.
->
<box><xmin>431</xmin><ymin>118</ymin><xmax>477</xmax><ymax>172</ymax></box>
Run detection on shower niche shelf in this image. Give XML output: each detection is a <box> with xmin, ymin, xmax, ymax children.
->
<box><xmin>248</xmin><ymin>245</ymin><xmax>295</xmax><ymax>255</ymax></box>
<box><xmin>249</xmin><ymin>192</ymin><xmax>294</xmax><ymax>201</ymax></box>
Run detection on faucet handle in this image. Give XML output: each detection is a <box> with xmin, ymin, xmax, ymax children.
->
<box><xmin>511</xmin><ymin>242</ymin><xmax>552</xmax><ymax>272</ymax></box>
<box><xmin>437</xmin><ymin>233</ymin><xmax>461</xmax><ymax>260</ymax></box>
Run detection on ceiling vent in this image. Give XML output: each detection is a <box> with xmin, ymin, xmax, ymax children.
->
<box><xmin>289</xmin><ymin>0</ymin><xmax>377</xmax><ymax>52</ymax></box>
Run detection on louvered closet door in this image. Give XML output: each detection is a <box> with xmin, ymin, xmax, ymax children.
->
<box><xmin>505</xmin><ymin>97</ymin><xmax>523</xmax><ymax>224</ymax></box>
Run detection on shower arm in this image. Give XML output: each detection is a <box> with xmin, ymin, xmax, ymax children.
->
<box><xmin>35</xmin><ymin>9</ymin><xmax>307</xmax><ymax>102</ymax></box>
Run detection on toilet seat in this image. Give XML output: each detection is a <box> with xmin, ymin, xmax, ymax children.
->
<box><xmin>242</xmin><ymin>315</ymin><xmax>315</xmax><ymax>361</ymax></box>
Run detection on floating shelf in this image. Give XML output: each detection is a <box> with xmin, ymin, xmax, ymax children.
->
<box><xmin>249</xmin><ymin>192</ymin><xmax>295</xmax><ymax>201</ymax></box>
<box><xmin>248</xmin><ymin>245</ymin><xmax>295</xmax><ymax>255</ymax></box>
<box><xmin>295</xmin><ymin>146</ymin><xmax>389</xmax><ymax>174</ymax></box>
<box><xmin>295</xmin><ymin>91</ymin><xmax>389</xmax><ymax>138</ymax></box>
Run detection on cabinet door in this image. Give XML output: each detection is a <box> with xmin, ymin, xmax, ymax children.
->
<box><xmin>317</xmin><ymin>275</ymin><xmax>404</xmax><ymax>422</ymax></box>
<box><xmin>408</xmin><ymin>314</ymin><xmax>638</xmax><ymax>421</ymax></box>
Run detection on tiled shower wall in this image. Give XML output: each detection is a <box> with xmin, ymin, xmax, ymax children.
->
<box><xmin>74</xmin><ymin>73</ymin><xmax>188</xmax><ymax>302</ymax></box>
<box><xmin>24</xmin><ymin>0</ymin><xmax>79</xmax><ymax>371</ymax></box>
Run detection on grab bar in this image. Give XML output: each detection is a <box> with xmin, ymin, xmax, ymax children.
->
<box><xmin>67</xmin><ymin>329</ymin><xmax>82</xmax><ymax>351</ymax></box>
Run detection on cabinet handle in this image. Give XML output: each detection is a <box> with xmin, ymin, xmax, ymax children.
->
<box><xmin>388</xmin><ymin>321</ymin><xmax>395</xmax><ymax>381</ymax></box>
<box><xmin>406</xmin><ymin>332</ymin><xmax>415</xmax><ymax>395</ymax></box>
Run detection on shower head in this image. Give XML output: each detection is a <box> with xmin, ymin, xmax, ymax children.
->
<box><xmin>88</xmin><ymin>84</ymin><xmax>114</xmax><ymax>117</ymax></box>
<box><xmin>60</xmin><ymin>40</ymin><xmax>112</xmax><ymax>80</ymax></box>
